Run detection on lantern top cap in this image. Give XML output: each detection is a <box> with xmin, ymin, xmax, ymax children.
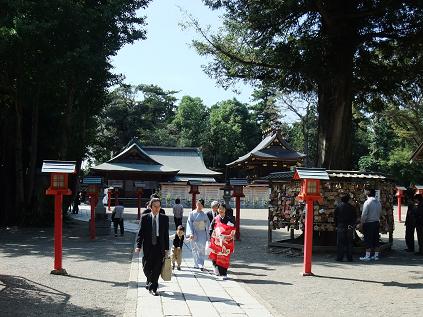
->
<box><xmin>396</xmin><ymin>186</ymin><xmax>407</xmax><ymax>190</ymax></box>
<box><xmin>229</xmin><ymin>178</ymin><xmax>248</xmax><ymax>186</ymax></box>
<box><xmin>82</xmin><ymin>176</ymin><xmax>102</xmax><ymax>185</ymax></box>
<box><xmin>42</xmin><ymin>160</ymin><xmax>76</xmax><ymax>173</ymax></box>
<box><xmin>134</xmin><ymin>181</ymin><xmax>146</xmax><ymax>188</ymax></box>
<box><xmin>187</xmin><ymin>180</ymin><xmax>202</xmax><ymax>186</ymax></box>
<box><xmin>293</xmin><ymin>167</ymin><xmax>329</xmax><ymax>180</ymax></box>
<box><xmin>416</xmin><ymin>185</ymin><xmax>423</xmax><ymax>190</ymax></box>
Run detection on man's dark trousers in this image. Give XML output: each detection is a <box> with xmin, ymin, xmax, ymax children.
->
<box><xmin>336</xmin><ymin>227</ymin><xmax>353</xmax><ymax>261</ymax></box>
<box><xmin>142</xmin><ymin>242</ymin><xmax>163</xmax><ymax>292</ymax></box>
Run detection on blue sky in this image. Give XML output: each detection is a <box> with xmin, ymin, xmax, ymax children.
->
<box><xmin>110</xmin><ymin>0</ymin><xmax>254</xmax><ymax>107</ymax></box>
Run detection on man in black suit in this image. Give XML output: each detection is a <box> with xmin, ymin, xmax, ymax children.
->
<box><xmin>206</xmin><ymin>200</ymin><xmax>219</xmax><ymax>223</ymax></box>
<box><xmin>135</xmin><ymin>198</ymin><xmax>169</xmax><ymax>296</ymax></box>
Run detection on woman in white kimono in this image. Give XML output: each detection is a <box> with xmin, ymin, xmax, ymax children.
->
<box><xmin>186</xmin><ymin>198</ymin><xmax>210</xmax><ymax>270</ymax></box>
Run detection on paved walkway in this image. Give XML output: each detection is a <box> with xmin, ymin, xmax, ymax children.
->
<box><xmin>72</xmin><ymin>206</ymin><xmax>274</xmax><ymax>317</ymax></box>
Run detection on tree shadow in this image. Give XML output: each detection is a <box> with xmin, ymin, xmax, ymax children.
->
<box><xmin>313</xmin><ymin>274</ymin><xmax>423</xmax><ymax>289</ymax></box>
<box><xmin>160</xmin><ymin>291</ymin><xmax>239</xmax><ymax>305</ymax></box>
<box><xmin>0</xmin><ymin>274</ymin><xmax>116</xmax><ymax>316</ymax></box>
<box><xmin>235</xmin><ymin>278</ymin><xmax>292</xmax><ymax>286</ymax></box>
<box><xmin>64</xmin><ymin>274</ymin><xmax>128</xmax><ymax>288</ymax></box>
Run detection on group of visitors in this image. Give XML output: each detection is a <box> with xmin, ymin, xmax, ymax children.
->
<box><xmin>335</xmin><ymin>188</ymin><xmax>423</xmax><ymax>262</ymax></box>
<box><xmin>134</xmin><ymin>195</ymin><xmax>236</xmax><ymax>296</ymax></box>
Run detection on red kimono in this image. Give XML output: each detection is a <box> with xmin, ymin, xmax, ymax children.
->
<box><xmin>208</xmin><ymin>216</ymin><xmax>235</xmax><ymax>268</ymax></box>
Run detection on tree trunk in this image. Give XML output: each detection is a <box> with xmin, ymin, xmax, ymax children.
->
<box><xmin>26</xmin><ymin>92</ymin><xmax>40</xmax><ymax>209</ymax></box>
<box><xmin>15</xmin><ymin>89</ymin><xmax>25</xmax><ymax>222</ymax></box>
<box><xmin>317</xmin><ymin>1</ymin><xmax>355</xmax><ymax>169</ymax></box>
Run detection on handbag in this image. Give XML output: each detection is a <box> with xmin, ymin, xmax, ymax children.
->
<box><xmin>205</xmin><ymin>241</ymin><xmax>211</xmax><ymax>256</ymax></box>
<box><xmin>160</xmin><ymin>256</ymin><xmax>172</xmax><ymax>281</ymax></box>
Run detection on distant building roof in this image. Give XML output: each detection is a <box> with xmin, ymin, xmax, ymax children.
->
<box><xmin>91</xmin><ymin>138</ymin><xmax>220</xmax><ymax>181</ymax></box>
<box><xmin>264</xmin><ymin>170</ymin><xmax>392</xmax><ymax>182</ymax></box>
<box><xmin>226</xmin><ymin>130</ymin><xmax>305</xmax><ymax>167</ymax></box>
<box><xmin>144</xmin><ymin>146</ymin><xmax>221</xmax><ymax>176</ymax></box>
<box><xmin>410</xmin><ymin>142</ymin><xmax>423</xmax><ymax>162</ymax></box>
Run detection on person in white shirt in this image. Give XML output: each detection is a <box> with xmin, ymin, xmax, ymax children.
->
<box><xmin>359</xmin><ymin>189</ymin><xmax>382</xmax><ymax>261</ymax></box>
<box><xmin>172</xmin><ymin>198</ymin><xmax>184</xmax><ymax>230</ymax></box>
<box><xmin>112</xmin><ymin>204</ymin><xmax>125</xmax><ymax>237</ymax></box>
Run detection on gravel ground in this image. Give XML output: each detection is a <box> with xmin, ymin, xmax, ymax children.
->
<box><xmin>0</xmin><ymin>217</ymin><xmax>135</xmax><ymax>317</ymax></box>
<box><xmin>227</xmin><ymin>207</ymin><xmax>423</xmax><ymax>317</ymax></box>
<box><xmin>1</xmin><ymin>206</ymin><xmax>422</xmax><ymax>317</ymax></box>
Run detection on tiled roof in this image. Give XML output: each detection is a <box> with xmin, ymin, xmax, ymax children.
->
<box><xmin>226</xmin><ymin>130</ymin><xmax>305</xmax><ymax>166</ymax></box>
<box><xmin>144</xmin><ymin>146</ymin><xmax>221</xmax><ymax>176</ymax></box>
<box><xmin>91</xmin><ymin>162</ymin><xmax>178</xmax><ymax>173</ymax></box>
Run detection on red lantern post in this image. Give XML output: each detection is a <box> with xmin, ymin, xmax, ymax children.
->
<box><xmin>293</xmin><ymin>168</ymin><xmax>329</xmax><ymax>276</ymax></box>
<box><xmin>107</xmin><ymin>188</ymin><xmax>112</xmax><ymax>211</ymax></box>
<box><xmin>188</xmin><ymin>180</ymin><xmax>202</xmax><ymax>210</ymax></box>
<box><xmin>396</xmin><ymin>186</ymin><xmax>406</xmax><ymax>223</ymax></box>
<box><xmin>134</xmin><ymin>182</ymin><xmax>145</xmax><ymax>220</ymax></box>
<box><xmin>230</xmin><ymin>178</ymin><xmax>248</xmax><ymax>241</ymax></box>
<box><xmin>83</xmin><ymin>177</ymin><xmax>103</xmax><ymax>240</ymax></box>
<box><xmin>114</xmin><ymin>187</ymin><xmax>120</xmax><ymax>206</ymax></box>
<box><xmin>42</xmin><ymin>160</ymin><xmax>76</xmax><ymax>275</ymax></box>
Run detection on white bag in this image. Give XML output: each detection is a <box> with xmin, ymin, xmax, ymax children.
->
<box><xmin>205</xmin><ymin>241</ymin><xmax>211</xmax><ymax>256</ymax></box>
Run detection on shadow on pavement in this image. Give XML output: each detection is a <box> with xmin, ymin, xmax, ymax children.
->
<box><xmin>0</xmin><ymin>274</ymin><xmax>115</xmax><ymax>317</ymax></box>
<box><xmin>314</xmin><ymin>274</ymin><xmax>423</xmax><ymax>289</ymax></box>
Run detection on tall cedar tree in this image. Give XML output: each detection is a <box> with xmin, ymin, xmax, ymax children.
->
<box><xmin>194</xmin><ymin>0</ymin><xmax>423</xmax><ymax>169</ymax></box>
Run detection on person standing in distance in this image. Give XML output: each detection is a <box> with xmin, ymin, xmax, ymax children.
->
<box><xmin>334</xmin><ymin>194</ymin><xmax>356</xmax><ymax>262</ymax></box>
<box><xmin>172</xmin><ymin>198</ymin><xmax>184</xmax><ymax>230</ymax></box>
<box><xmin>135</xmin><ymin>198</ymin><xmax>169</xmax><ymax>296</ymax></box>
<box><xmin>359</xmin><ymin>189</ymin><xmax>382</xmax><ymax>261</ymax></box>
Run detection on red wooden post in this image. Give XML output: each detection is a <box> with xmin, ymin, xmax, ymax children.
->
<box><xmin>293</xmin><ymin>168</ymin><xmax>328</xmax><ymax>277</ymax></box>
<box><xmin>42</xmin><ymin>160</ymin><xmax>76</xmax><ymax>276</ymax></box>
<box><xmin>191</xmin><ymin>193</ymin><xmax>197</xmax><ymax>211</ymax></box>
<box><xmin>89</xmin><ymin>193</ymin><xmax>97</xmax><ymax>240</ymax></box>
<box><xmin>303</xmin><ymin>199</ymin><xmax>314</xmax><ymax>275</ymax></box>
<box><xmin>235</xmin><ymin>196</ymin><xmax>241</xmax><ymax>240</ymax></box>
<box><xmin>230</xmin><ymin>179</ymin><xmax>247</xmax><ymax>241</ymax></box>
<box><xmin>107</xmin><ymin>189</ymin><xmax>112</xmax><ymax>211</ymax></box>
<box><xmin>397</xmin><ymin>195</ymin><xmax>402</xmax><ymax>223</ymax></box>
<box><xmin>188</xmin><ymin>180</ymin><xmax>201</xmax><ymax>211</ymax></box>
<box><xmin>53</xmin><ymin>193</ymin><xmax>64</xmax><ymax>272</ymax></box>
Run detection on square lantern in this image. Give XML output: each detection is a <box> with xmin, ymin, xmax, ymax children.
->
<box><xmin>187</xmin><ymin>180</ymin><xmax>202</xmax><ymax>194</ymax></box>
<box><xmin>293</xmin><ymin>167</ymin><xmax>329</xmax><ymax>202</ymax></box>
<box><xmin>230</xmin><ymin>178</ymin><xmax>248</xmax><ymax>197</ymax></box>
<box><xmin>82</xmin><ymin>177</ymin><xmax>103</xmax><ymax>194</ymax></box>
<box><xmin>42</xmin><ymin>160</ymin><xmax>76</xmax><ymax>195</ymax></box>
<box><xmin>396</xmin><ymin>186</ymin><xmax>406</xmax><ymax>197</ymax></box>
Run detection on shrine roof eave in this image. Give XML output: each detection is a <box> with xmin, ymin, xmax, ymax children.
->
<box><xmin>91</xmin><ymin>162</ymin><xmax>179</xmax><ymax>174</ymax></box>
<box><xmin>226</xmin><ymin>153</ymin><xmax>305</xmax><ymax>167</ymax></box>
<box><xmin>410</xmin><ymin>142</ymin><xmax>423</xmax><ymax>162</ymax></box>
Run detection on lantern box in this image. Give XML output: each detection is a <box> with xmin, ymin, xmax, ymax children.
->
<box><xmin>42</xmin><ymin>160</ymin><xmax>76</xmax><ymax>195</ymax></box>
<box><xmin>230</xmin><ymin>178</ymin><xmax>248</xmax><ymax>197</ymax></box>
<box><xmin>396</xmin><ymin>186</ymin><xmax>406</xmax><ymax>197</ymax></box>
<box><xmin>187</xmin><ymin>180</ymin><xmax>202</xmax><ymax>194</ymax></box>
<box><xmin>82</xmin><ymin>177</ymin><xmax>103</xmax><ymax>194</ymax></box>
<box><xmin>293</xmin><ymin>168</ymin><xmax>329</xmax><ymax>202</ymax></box>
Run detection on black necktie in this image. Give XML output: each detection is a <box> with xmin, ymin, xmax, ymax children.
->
<box><xmin>152</xmin><ymin>215</ymin><xmax>157</xmax><ymax>245</ymax></box>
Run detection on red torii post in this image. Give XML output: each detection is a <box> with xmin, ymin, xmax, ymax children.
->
<box><xmin>396</xmin><ymin>186</ymin><xmax>406</xmax><ymax>223</ymax></box>
<box><xmin>107</xmin><ymin>187</ymin><xmax>113</xmax><ymax>211</ymax></box>
<box><xmin>188</xmin><ymin>180</ymin><xmax>202</xmax><ymax>210</ymax></box>
<box><xmin>293</xmin><ymin>167</ymin><xmax>329</xmax><ymax>276</ymax></box>
<box><xmin>42</xmin><ymin>160</ymin><xmax>76</xmax><ymax>275</ymax></box>
<box><xmin>230</xmin><ymin>178</ymin><xmax>248</xmax><ymax>241</ymax></box>
<box><xmin>134</xmin><ymin>181</ymin><xmax>145</xmax><ymax>220</ymax></box>
<box><xmin>83</xmin><ymin>177</ymin><xmax>103</xmax><ymax>240</ymax></box>
<box><xmin>114</xmin><ymin>187</ymin><xmax>120</xmax><ymax>206</ymax></box>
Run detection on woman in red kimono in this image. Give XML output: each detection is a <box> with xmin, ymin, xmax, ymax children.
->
<box><xmin>208</xmin><ymin>203</ymin><xmax>235</xmax><ymax>280</ymax></box>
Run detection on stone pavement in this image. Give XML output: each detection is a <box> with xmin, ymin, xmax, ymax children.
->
<box><xmin>72</xmin><ymin>205</ymin><xmax>274</xmax><ymax>317</ymax></box>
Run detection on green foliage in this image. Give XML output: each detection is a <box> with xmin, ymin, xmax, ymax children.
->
<box><xmin>172</xmin><ymin>96</ymin><xmax>209</xmax><ymax>147</ymax></box>
<box><xmin>203</xmin><ymin>99</ymin><xmax>261</xmax><ymax>168</ymax></box>
<box><xmin>0</xmin><ymin>0</ymin><xmax>151</xmax><ymax>225</ymax></box>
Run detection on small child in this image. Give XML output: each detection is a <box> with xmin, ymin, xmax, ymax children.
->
<box><xmin>172</xmin><ymin>225</ymin><xmax>185</xmax><ymax>270</ymax></box>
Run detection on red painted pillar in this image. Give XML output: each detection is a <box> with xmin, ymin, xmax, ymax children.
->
<box><xmin>53</xmin><ymin>194</ymin><xmax>64</xmax><ymax>272</ymax></box>
<box><xmin>303</xmin><ymin>199</ymin><xmax>314</xmax><ymax>276</ymax></box>
<box><xmin>114</xmin><ymin>191</ymin><xmax>119</xmax><ymax>206</ymax></box>
<box><xmin>191</xmin><ymin>193</ymin><xmax>197</xmax><ymax>211</ymax></box>
<box><xmin>89</xmin><ymin>193</ymin><xmax>97</xmax><ymax>240</ymax></box>
<box><xmin>397</xmin><ymin>195</ymin><xmax>402</xmax><ymax>223</ymax></box>
<box><xmin>107</xmin><ymin>190</ymin><xmax>111</xmax><ymax>211</ymax></box>
<box><xmin>137</xmin><ymin>192</ymin><xmax>141</xmax><ymax>220</ymax></box>
<box><xmin>235</xmin><ymin>196</ymin><xmax>241</xmax><ymax>240</ymax></box>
